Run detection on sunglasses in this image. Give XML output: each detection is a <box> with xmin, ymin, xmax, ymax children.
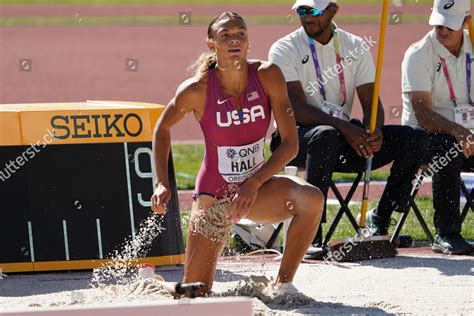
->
<box><xmin>435</xmin><ymin>25</ymin><xmax>457</xmax><ymax>32</ymax></box>
<box><xmin>296</xmin><ymin>3</ymin><xmax>336</xmax><ymax>18</ymax></box>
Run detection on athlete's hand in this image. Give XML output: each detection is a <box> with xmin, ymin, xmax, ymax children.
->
<box><xmin>227</xmin><ymin>179</ymin><xmax>260</xmax><ymax>223</ymax></box>
<box><xmin>340</xmin><ymin>123</ymin><xmax>373</xmax><ymax>158</ymax></box>
<box><xmin>151</xmin><ymin>183</ymin><xmax>171</xmax><ymax>214</ymax></box>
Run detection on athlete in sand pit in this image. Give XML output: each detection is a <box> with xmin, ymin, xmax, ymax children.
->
<box><xmin>151</xmin><ymin>12</ymin><xmax>324</xmax><ymax>296</ymax></box>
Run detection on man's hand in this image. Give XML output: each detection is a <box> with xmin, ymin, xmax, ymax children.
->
<box><xmin>367</xmin><ymin>128</ymin><xmax>383</xmax><ymax>153</ymax></box>
<box><xmin>340</xmin><ymin>123</ymin><xmax>373</xmax><ymax>158</ymax></box>
<box><xmin>454</xmin><ymin>127</ymin><xmax>474</xmax><ymax>158</ymax></box>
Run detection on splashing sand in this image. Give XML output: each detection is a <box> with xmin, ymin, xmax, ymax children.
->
<box><xmin>189</xmin><ymin>197</ymin><xmax>233</xmax><ymax>242</ymax></box>
<box><xmin>216</xmin><ymin>275</ymin><xmax>314</xmax><ymax>313</ymax></box>
<box><xmin>90</xmin><ymin>213</ymin><xmax>167</xmax><ymax>287</ymax></box>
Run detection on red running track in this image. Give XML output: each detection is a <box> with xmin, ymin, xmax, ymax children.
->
<box><xmin>0</xmin><ymin>21</ymin><xmax>432</xmax><ymax>141</ymax></box>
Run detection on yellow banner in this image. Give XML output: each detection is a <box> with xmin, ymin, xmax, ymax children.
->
<box><xmin>0</xmin><ymin>110</ymin><xmax>22</xmax><ymax>146</ymax></box>
<box><xmin>0</xmin><ymin>254</ymin><xmax>185</xmax><ymax>272</ymax></box>
<box><xmin>0</xmin><ymin>101</ymin><xmax>165</xmax><ymax>146</ymax></box>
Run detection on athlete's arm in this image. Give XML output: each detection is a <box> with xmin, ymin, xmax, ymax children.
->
<box><xmin>410</xmin><ymin>91</ymin><xmax>473</xmax><ymax>158</ymax></box>
<box><xmin>151</xmin><ymin>78</ymin><xmax>203</xmax><ymax>214</ymax></box>
<box><xmin>257</xmin><ymin>62</ymin><xmax>299</xmax><ymax>182</ymax></box>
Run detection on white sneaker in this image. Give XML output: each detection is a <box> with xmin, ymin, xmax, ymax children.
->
<box><xmin>275</xmin><ymin>282</ymin><xmax>299</xmax><ymax>296</ymax></box>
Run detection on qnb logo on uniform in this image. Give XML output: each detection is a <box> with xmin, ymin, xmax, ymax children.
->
<box><xmin>216</xmin><ymin>105</ymin><xmax>266</xmax><ymax>127</ymax></box>
<box><xmin>444</xmin><ymin>0</ymin><xmax>455</xmax><ymax>10</ymax></box>
<box><xmin>226</xmin><ymin>148</ymin><xmax>237</xmax><ymax>159</ymax></box>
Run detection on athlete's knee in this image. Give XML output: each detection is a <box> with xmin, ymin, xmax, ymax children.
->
<box><xmin>295</xmin><ymin>185</ymin><xmax>324</xmax><ymax>218</ymax></box>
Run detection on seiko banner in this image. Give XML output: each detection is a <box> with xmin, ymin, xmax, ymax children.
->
<box><xmin>0</xmin><ymin>101</ymin><xmax>184</xmax><ymax>272</ymax></box>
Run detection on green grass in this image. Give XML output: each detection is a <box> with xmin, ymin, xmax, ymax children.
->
<box><xmin>325</xmin><ymin>198</ymin><xmax>474</xmax><ymax>241</ymax></box>
<box><xmin>172</xmin><ymin>143</ymin><xmax>474</xmax><ymax>246</ymax></box>
<box><xmin>178</xmin><ymin>197</ymin><xmax>474</xmax><ymax>248</ymax></box>
<box><xmin>0</xmin><ymin>0</ymin><xmax>434</xmax><ymax>5</ymax></box>
<box><xmin>172</xmin><ymin>143</ymin><xmax>390</xmax><ymax>190</ymax></box>
<box><xmin>172</xmin><ymin>144</ymin><xmax>204</xmax><ymax>190</ymax></box>
<box><xmin>0</xmin><ymin>14</ymin><xmax>429</xmax><ymax>27</ymax></box>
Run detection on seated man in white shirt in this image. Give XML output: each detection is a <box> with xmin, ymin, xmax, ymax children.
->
<box><xmin>396</xmin><ymin>0</ymin><xmax>472</xmax><ymax>255</ymax></box>
<box><xmin>269</xmin><ymin>0</ymin><xmax>428</xmax><ymax>256</ymax></box>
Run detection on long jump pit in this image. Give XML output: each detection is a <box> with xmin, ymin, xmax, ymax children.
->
<box><xmin>1</xmin><ymin>248</ymin><xmax>473</xmax><ymax>315</ymax></box>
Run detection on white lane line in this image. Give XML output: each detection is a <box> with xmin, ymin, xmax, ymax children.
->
<box><xmin>123</xmin><ymin>142</ymin><xmax>136</xmax><ymax>238</ymax></box>
<box><xmin>27</xmin><ymin>221</ymin><xmax>35</xmax><ymax>262</ymax></box>
<box><xmin>63</xmin><ymin>220</ymin><xmax>70</xmax><ymax>261</ymax></box>
<box><xmin>96</xmin><ymin>218</ymin><xmax>104</xmax><ymax>259</ymax></box>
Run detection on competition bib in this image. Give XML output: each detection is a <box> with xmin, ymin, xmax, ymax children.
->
<box><xmin>217</xmin><ymin>138</ymin><xmax>265</xmax><ymax>183</ymax></box>
<box><xmin>322</xmin><ymin>101</ymin><xmax>344</xmax><ymax>119</ymax></box>
<box><xmin>454</xmin><ymin>105</ymin><xmax>474</xmax><ymax>130</ymax></box>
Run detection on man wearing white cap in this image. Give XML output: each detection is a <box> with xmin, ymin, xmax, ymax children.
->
<box><xmin>394</xmin><ymin>0</ymin><xmax>472</xmax><ymax>254</ymax></box>
<box><xmin>268</xmin><ymin>0</ymin><xmax>428</xmax><ymax>257</ymax></box>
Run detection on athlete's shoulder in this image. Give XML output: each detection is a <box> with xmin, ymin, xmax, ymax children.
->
<box><xmin>250</xmin><ymin>59</ymin><xmax>285</xmax><ymax>92</ymax></box>
<box><xmin>174</xmin><ymin>75</ymin><xmax>207</xmax><ymax>107</ymax></box>
<box><xmin>249</xmin><ymin>59</ymin><xmax>281</xmax><ymax>75</ymax></box>
<box><xmin>176</xmin><ymin>75</ymin><xmax>206</xmax><ymax>98</ymax></box>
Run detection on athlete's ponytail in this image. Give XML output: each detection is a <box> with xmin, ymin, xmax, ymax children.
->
<box><xmin>190</xmin><ymin>12</ymin><xmax>245</xmax><ymax>78</ymax></box>
<box><xmin>193</xmin><ymin>51</ymin><xmax>218</xmax><ymax>78</ymax></box>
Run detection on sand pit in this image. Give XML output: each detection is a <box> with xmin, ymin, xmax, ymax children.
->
<box><xmin>1</xmin><ymin>251</ymin><xmax>473</xmax><ymax>315</ymax></box>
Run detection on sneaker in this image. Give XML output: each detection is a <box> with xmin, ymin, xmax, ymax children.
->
<box><xmin>274</xmin><ymin>282</ymin><xmax>299</xmax><ymax>296</ymax></box>
<box><xmin>432</xmin><ymin>233</ymin><xmax>473</xmax><ymax>255</ymax></box>
<box><xmin>357</xmin><ymin>209</ymin><xmax>389</xmax><ymax>236</ymax></box>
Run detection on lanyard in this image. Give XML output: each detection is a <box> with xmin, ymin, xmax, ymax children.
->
<box><xmin>439</xmin><ymin>53</ymin><xmax>473</xmax><ymax>107</ymax></box>
<box><xmin>334</xmin><ymin>29</ymin><xmax>348</xmax><ymax>106</ymax></box>
<box><xmin>466</xmin><ymin>53</ymin><xmax>472</xmax><ymax>105</ymax></box>
<box><xmin>307</xmin><ymin>26</ymin><xmax>347</xmax><ymax>106</ymax></box>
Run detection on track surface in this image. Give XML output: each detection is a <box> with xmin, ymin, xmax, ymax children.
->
<box><xmin>1</xmin><ymin>4</ymin><xmax>433</xmax><ymax>141</ymax></box>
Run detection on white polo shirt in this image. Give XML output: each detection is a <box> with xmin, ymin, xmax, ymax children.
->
<box><xmin>268</xmin><ymin>26</ymin><xmax>376</xmax><ymax>121</ymax></box>
<box><xmin>401</xmin><ymin>29</ymin><xmax>473</xmax><ymax>127</ymax></box>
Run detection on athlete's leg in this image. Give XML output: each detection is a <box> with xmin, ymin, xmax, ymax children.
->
<box><xmin>247</xmin><ymin>175</ymin><xmax>324</xmax><ymax>283</ymax></box>
<box><xmin>182</xmin><ymin>195</ymin><xmax>230</xmax><ymax>296</ymax></box>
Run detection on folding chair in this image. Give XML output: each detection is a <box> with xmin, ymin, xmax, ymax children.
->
<box><xmin>460</xmin><ymin>178</ymin><xmax>474</xmax><ymax>224</ymax></box>
<box><xmin>265</xmin><ymin>170</ymin><xmax>362</xmax><ymax>249</ymax></box>
<box><xmin>392</xmin><ymin>167</ymin><xmax>474</xmax><ymax>245</ymax></box>
<box><xmin>391</xmin><ymin>167</ymin><xmax>434</xmax><ymax>244</ymax></box>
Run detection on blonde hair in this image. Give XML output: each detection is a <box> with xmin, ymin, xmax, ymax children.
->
<box><xmin>190</xmin><ymin>12</ymin><xmax>246</xmax><ymax>78</ymax></box>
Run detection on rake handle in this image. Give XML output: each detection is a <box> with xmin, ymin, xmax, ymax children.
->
<box><xmin>360</xmin><ymin>0</ymin><xmax>389</xmax><ymax>228</ymax></box>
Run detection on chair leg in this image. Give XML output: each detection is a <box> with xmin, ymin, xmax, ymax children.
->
<box><xmin>460</xmin><ymin>180</ymin><xmax>473</xmax><ymax>224</ymax></box>
<box><xmin>323</xmin><ymin>173</ymin><xmax>362</xmax><ymax>246</ymax></box>
<box><xmin>391</xmin><ymin>178</ymin><xmax>422</xmax><ymax>244</ymax></box>
<box><xmin>265</xmin><ymin>222</ymin><xmax>283</xmax><ymax>249</ymax></box>
<box><xmin>392</xmin><ymin>169</ymin><xmax>434</xmax><ymax>245</ymax></box>
<box><xmin>390</xmin><ymin>209</ymin><xmax>409</xmax><ymax>244</ymax></box>
<box><xmin>410</xmin><ymin>199</ymin><xmax>434</xmax><ymax>244</ymax></box>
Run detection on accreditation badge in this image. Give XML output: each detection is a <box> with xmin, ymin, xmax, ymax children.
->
<box><xmin>454</xmin><ymin>105</ymin><xmax>474</xmax><ymax>130</ymax></box>
<box><xmin>322</xmin><ymin>101</ymin><xmax>344</xmax><ymax>119</ymax></box>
